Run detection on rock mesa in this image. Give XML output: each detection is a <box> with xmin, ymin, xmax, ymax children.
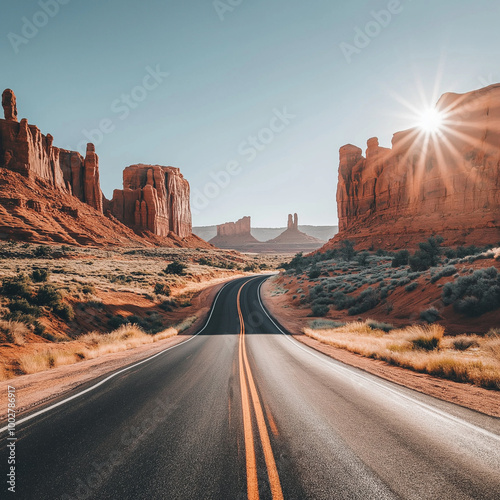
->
<box><xmin>328</xmin><ymin>83</ymin><xmax>500</xmax><ymax>250</ymax></box>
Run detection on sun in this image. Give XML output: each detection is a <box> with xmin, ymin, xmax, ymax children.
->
<box><xmin>417</xmin><ymin>107</ymin><xmax>445</xmax><ymax>134</ymax></box>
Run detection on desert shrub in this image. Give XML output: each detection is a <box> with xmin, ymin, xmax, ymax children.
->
<box><xmin>154</xmin><ymin>283</ymin><xmax>171</xmax><ymax>296</ymax></box>
<box><xmin>391</xmin><ymin>250</ymin><xmax>410</xmax><ymax>268</ymax></box>
<box><xmin>31</xmin><ymin>268</ymin><xmax>50</xmax><ymax>282</ymax></box>
<box><xmin>405</xmin><ymin>282</ymin><xmax>418</xmax><ymax>292</ymax></box>
<box><xmin>348</xmin><ymin>288</ymin><xmax>380</xmax><ymax>315</ymax></box>
<box><xmin>452</xmin><ymin>336</ymin><xmax>479</xmax><ymax>351</ymax></box>
<box><xmin>35</xmin><ymin>284</ymin><xmax>62</xmax><ymax>308</ymax></box>
<box><xmin>244</xmin><ymin>263</ymin><xmax>259</xmax><ymax>272</ymax></box>
<box><xmin>311</xmin><ymin>304</ymin><xmax>329</xmax><ymax>317</ymax></box>
<box><xmin>420</xmin><ymin>307</ymin><xmax>440</xmax><ymax>324</ymax></box>
<box><xmin>356</xmin><ymin>251</ymin><xmax>370</xmax><ymax>267</ymax></box>
<box><xmin>108</xmin><ymin>315</ymin><xmax>128</xmax><ymax>330</ymax></box>
<box><xmin>409</xmin><ymin>236</ymin><xmax>444</xmax><ymax>271</ymax></box>
<box><xmin>54</xmin><ymin>303</ymin><xmax>75</xmax><ymax>321</ymax></box>
<box><xmin>7</xmin><ymin>298</ymin><xmax>42</xmax><ymax>317</ymax></box>
<box><xmin>309</xmin><ymin>319</ymin><xmax>345</xmax><ymax>329</ymax></box>
<box><xmin>412</xmin><ymin>336</ymin><xmax>440</xmax><ymax>351</ymax></box>
<box><xmin>81</xmin><ymin>284</ymin><xmax>96</xmax><ymax>295</ymax></box>
<box><xmin>308</xmin><ymin>265</ymin><xmax>321</xmax><ymax>279</ymax></box>
<box><xmin>442</xmin><ymin>267</ymin><xmax>500</xmax><ymax>316</ymax></box>
<box><xmin>430</xmin><ymin>265</ymin><xmax>456</xmax><ymax>283</ymax></box>
<box><xmin>339</xmin><ymin>240</ymin><xmax>356</xmax><ymax>261</ymax></box>
<box><xmin>1</xmin><ymin>274</ymin><xmax>32</xmax><ymax>300</ymax></box>
<box><xmin>331</xmin><ymin>291</ymin><xmax>353</xmax><ymax>310</ymax></box>
<box><xmin>33</xmin><ymin>245</ymin><xmax>52</xmax><ymax>258</ymax></box>
<box><xmin>165</xmin><ymin>261</ymin><xmax>186</xmax><ymax>275</ymax></box>
<box><xmin>366</xmin><ymin>320</ymin><xmax>394</xmax><ymax>332</ymax></box>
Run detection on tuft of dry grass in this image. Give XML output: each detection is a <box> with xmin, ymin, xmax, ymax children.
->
<box><xmin>303</xmin><ymin>321</ymin><xmax>500</xmax><ymax>390</ymax></box>
<box><xmin>14</xmin><ymin>317</ymin><xmax>198</xmax><ymax>377</ymax></box>
<box><xmin>0</xmin><ymin>320</ymin><xmax>28</xmax><ymax>345</ymax></box>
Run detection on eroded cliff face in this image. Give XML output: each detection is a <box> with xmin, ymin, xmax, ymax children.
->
<box><xmin>0</xmin><ymin>89</ymin><xmax>103</xmax><ymax>212</ymax></box>
<box><xmin>333</xmin><ymin>84</ymin><xmax>500</xmax><ymax>249</ymax></box>
<box><xmin>209</xmin><ymin>216</ymin><xmax>259</xmax><ymax>248</ymax></box>
<box><xmin>109</xmin><ymin>165</ymin><xmax>192</xmax><ymax>238</ymax></box>
<box><xmin>0</xmin><ymin>89</ymin><xmax>195</xmax><ymax>245</ymax></box>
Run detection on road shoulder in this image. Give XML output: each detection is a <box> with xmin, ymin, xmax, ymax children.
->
<box><xmin>260</xmin><ymin>278</ymin><xmax>500</xmax><ymax>418</ymax></box>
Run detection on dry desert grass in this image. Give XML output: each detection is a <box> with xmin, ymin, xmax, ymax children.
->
<box><xmin>14</xmin><ymin>319</ymin><xmax>195</xmax><ymax>377</ymax></box>
<box><xmin>304</xmin><ymin>322</ymin><xmax>500</xmax><ymax>390</ymax></box>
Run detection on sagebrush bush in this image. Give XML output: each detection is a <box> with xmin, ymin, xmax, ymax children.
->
<box><xmin>31</xmin><ymin>268</ymin><xmax>49</xmax><ymax>282</ymax></box>
<box><xmin>311</xmin><ymin>304</ymin><xmax>329</xmax><ymax>317</ymax></box>
<box><xmin>442</xmin><ymin>267</ymin><xmax>500</xmax><ymax>316</ymax></box>
<box><xmin>405</xmin><ymin>282</ymin><xmax>418</xmax><ymax>292</ymax></box>
<box><xmin>420</xmin><ymin>307</ymin><xmax>440</xmax><ymax>324</ymax></box>
<box><xmin>1</xmin><ymin>274</ymin><xmax>32</xmax><ymax>300</ymax></box>
<box><xmin>165</xmin><ymin>261</ymin><xmax>186</xmax><ymax>275</ymax></box>
<box><xmin>366</xmin><ymin>320</ymin><xmax>394</xmax><ymax>332</ymax></box>
<box><xmin>430</xmin><ymin>265</ymin><xmax>456</xmax><ymax>284</ymax></box>
<box><xmin>348</xmin><ymin>288</ymin><xmax>380</xmax><ymax>316</ymax></box>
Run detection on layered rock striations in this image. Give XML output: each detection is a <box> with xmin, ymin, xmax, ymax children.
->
<box><xmin>330</xmin><ymin>83</ymin><xmax>500</xmax><ymax>250</ymax></box>
<box><xmin>109</xmin><ymin>165</ymin><xmax>192</xmax><ymax>238</ymax></box>
<box><xmin>0</xmin><ymin>89</ymin><xmax>198</xmax><ymax>246</ymax></box>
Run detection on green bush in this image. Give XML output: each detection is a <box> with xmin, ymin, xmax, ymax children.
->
<box><xmin>311</xmin><ymin>304</ymin><xmax>329</xmax><ymax>317</ymax></box>
<box><xmin>31</xmin><ymin>268</ymin><xmax>50</xmax><ymax>282</ymax></box>
<box><xmin>442</xmin><ymin>267</ymin><xmax>500</xmax><ymax>317</ymax></box>
<box><xmin>412</xmin><ymin>336</ymin><xmax>440</xmax><ymax>351</ymax></box>
<box><xmin>420</xmin><ymin>307</ymin><xmax>440</xmax><ymax>324</ymax></box>
<box><xmin>35</xmin><ymin>284</ymin><xmax>62</xmax><ymax>308</ymax></box>
<box><xmin>54</xmin><ymin>303</ymin><xmax>75</xmax><ymax>321</ymax></box>
<box><xmin>409</xmin><ymin>236</ymin><xmax>444</xmax><ymax>271</ymax></box>
<box><xmin>154</xmin><ymin>283</ymin><xmax>171</xmax><ymax>296</ymax></box>
<box><xmin>33</xmin><ymin>245</ymin><xmax>52</xmax><ymax>258</ymax></box>
<box><xmin>165</xmin><ymin>261</ymin><xmax>186</xmax><ymax>275</ymax></box>
<box><xmin>430</xmin><ymin>265</ymin><xmax>456</xmax><ymax>283</ymax></box>
<box><xmin>405</xmin><ymin>282</ymin><xmax>418</xmax><ymax>292</ymax></box>
<box><xmin>348</xmin><ymin>288</ymin><xmax>380</xmax><ymax>316</ymax></box>
<box><xmin>308</xmin><ymin>266</ymin><xmax>321</xmax><ymax>279</ymax></box>
<box><xmin>7</xmin><ymin>298</ymin><xmax>42</xmax><ymax>317</ymax></box>
<box><xmin>366</xmin><ymin>320</ymin><xmax>394</xmax><ymax>332</ymax></box>
<box><xmin>1</xmin><ymin>274</ymin><xmax>32</xmax><ymax>300</ymax></box>
<box><xmin>392</xmin><ymin>250</ymin><xmax>410</xmax><ymax>268</ymax></box>
<box><xmin>356</xmin><ymin>251</ymin><xmax>370</xmax><ymax>267</ymax></box>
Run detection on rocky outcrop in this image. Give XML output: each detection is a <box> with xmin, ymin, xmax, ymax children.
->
<box><xmin>2</xmin><ymin>89</ymin><xmax>17</xmax><ymax>122</ymax></box>
<box><xmin>0</xmin><ymin>89</ymin><xmax>198</xmax><ymax>246</ymax></box>
<box><xmin>217</xmin><ymin>216</ymin><xmax>252</xmax><ymax>237</ymax></box>
<box><xmin>268</xmin><ymin>214</ymin><xmax>324</xmax><ymax>250</ymax></box>
<box><xmin>329</xmin><ymin>83</ymin><xmax>500</xmax><ymax>250</ymax></box>
<box><xmin>209</xmin><ymin>216</ymin><xmax>260</xmax><ymax>249</ymax></box>
<box><xmin>109</xmin><ymin>164</ymin><xmax>192</xmax><ymax>238</ymax></box>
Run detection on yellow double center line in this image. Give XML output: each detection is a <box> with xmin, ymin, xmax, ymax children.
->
<box><xmin>237</xmin><ymin>281</ymin><xmax>284</xmax><ymax>500</ymax></box>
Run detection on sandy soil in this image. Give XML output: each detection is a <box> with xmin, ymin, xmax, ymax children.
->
<box><xmin>0</xmin><ymin>279</ymin><xmax>227</xmax><ymax>422</ymax></box>
<box><xmin>261</xmin><ymin>278</ymin><xmax>500</xmax><ymax>418</ymax></box>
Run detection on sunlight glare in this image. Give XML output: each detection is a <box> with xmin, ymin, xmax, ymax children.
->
<box><xmin>418</xmin><ymin>107</ymin><xmax>444</xmax><ymax>134</ymax></box>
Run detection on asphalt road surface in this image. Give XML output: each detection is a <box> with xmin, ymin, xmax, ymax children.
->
<box><xmin>2</xmin><ymin>275</ymin><xmax>500</xmax><ymax>499</ymax></box>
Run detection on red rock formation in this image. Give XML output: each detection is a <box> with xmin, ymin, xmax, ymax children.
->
<box><xmin>216</xmin><ymin>216</ymin><xmax>252</xmax><ymax>237</ymax></box>
<box><xmin>328</xmin><ymin>83</ymin><xmax>500</xmax><ymax>250</ymax></box>
<box><xmin>109</xmin><ymin>164</ymin><xmax>192</xmax><ymax>238</ymax></box>
<box><xmin>209</xmin><ymin>216</ymin><xmax>260</xmax><ymax>249</ymax></box>
<box><xmin>0</xmin><ymin>89</ymin><xmax>198</xmax><ymax>246</ymax></box>
<box><xmin>268</xmin><ymin>214</ymin><xmax>323</xmax><ymax>249</ymax></box>
<box><xmin>2</xmin><ymin>89</ymin><xmax>17</xmax><ymax>122</ymax></box>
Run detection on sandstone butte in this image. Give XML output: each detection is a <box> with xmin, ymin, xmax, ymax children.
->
<box><xmin>319</xmin><ymin>83</ymin><xmax>500</xmax><ymax>252</ymax></box>
<box><xmin>209</xmin><ymin>214</ymin><xmax>324</xmax><ymax>253</ymax></box>
<box><xmin>209</xmin><ymin>216</ymin><xmax>260</xmax><ymax>248</ymax></box>
<box><xmin>0</xmin><ymin>89</ymin><xmax>208</xmax><ymax>248</ymax></box>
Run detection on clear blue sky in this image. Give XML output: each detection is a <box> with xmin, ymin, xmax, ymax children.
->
<box><xmin>1</xmin><ymin>0</ymin><xmax>498</xmax><ymax>226</ymax></box>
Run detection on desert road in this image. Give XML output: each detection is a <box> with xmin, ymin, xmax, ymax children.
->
<box><xmin>2</xmin><ymin>275</ymin><xmax>500</xmax><ymax>499</ymax></box>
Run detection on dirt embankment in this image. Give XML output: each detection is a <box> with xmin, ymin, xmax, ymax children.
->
<box><xmin>261</xmin><ymin>278</ymin><xmax>500</xmax><ymax>418</ymax></box>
